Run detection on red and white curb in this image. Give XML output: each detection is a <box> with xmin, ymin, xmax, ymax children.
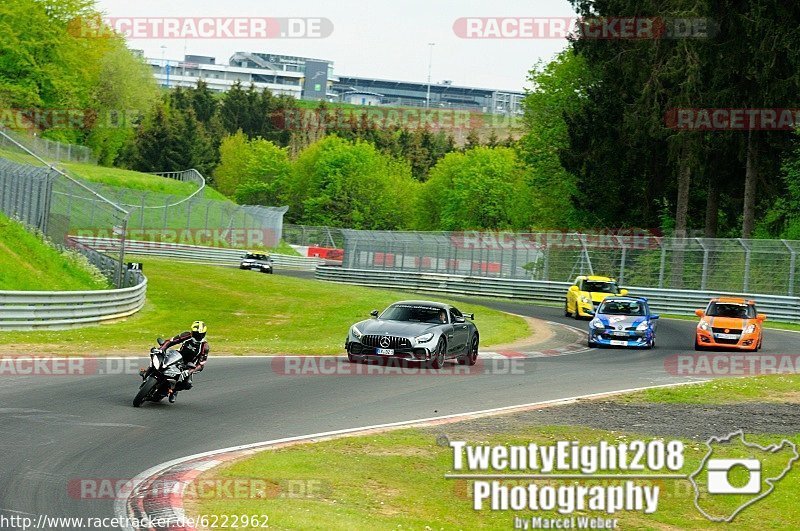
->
<box><xmin>115</xmin><ymin>380</ymin><xmax>707</xmax><ymax>531</ymax></box>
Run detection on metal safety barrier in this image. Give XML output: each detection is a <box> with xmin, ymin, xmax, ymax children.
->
<box><xmin>0</xmin><ymin>274</ymin><xmax>147</xmax><ymax>330</ymax></box>
<box><xmin>315</xmin><ymin>266</ymin><xmax>800</xmax><ymax>323</ymax></box>
<box><xmin>74</xmin><ymin>237</ymin><xmax>336</xmax><ymax>271</ymax></box>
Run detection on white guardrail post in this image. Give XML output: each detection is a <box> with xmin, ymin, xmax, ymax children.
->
<box><xmin>314</xmin><ymin>266</ymin><xmax>800</xmax><ymax>323</ymax></box>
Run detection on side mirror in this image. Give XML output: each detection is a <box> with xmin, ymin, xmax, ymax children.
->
<box><xmin>157</xmin><ymin>337</ymin><xmax>165</xmax><ymax>346</ymax></box>
<box><xmin>370</xmin><ymin>310</ymin><xmax>379</xmax><ymax>318</ymax></box>
<box><xmin>757</xmin><ymin>314</ymin><xmax>767</xmax><ymax>321</ymax></box>
<box><xmin>650</xmin><ymin>314</ymin><xmax>660</xmax><ymax>320</ymax></box>
<box><xmin>695</xmin><ymin>309</ymin><xmax>704</xmax><ymax>318</ymax></box>
<box><xmin>464</xmin><ymin>313</ymin><xmax>475</xmax><ymax>320</ymax></box>
<box><xmin>619</xmin><ymin>288</ymin><xmax>629</xmax><ymax>296</ymax></box>
<box><xmin>569</xmin><ymin>286</ymin><xmax>580</xmax><ymax>293</ymax></box>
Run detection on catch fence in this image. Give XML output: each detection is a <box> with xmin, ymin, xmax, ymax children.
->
<box><xmin>340</xmin><ymin>230</ymin><xmax>800</xmax><ymax>297</ymax></box>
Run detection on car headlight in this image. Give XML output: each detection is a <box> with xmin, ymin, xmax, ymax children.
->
<box><xmin>351</xmin><ymin>325</ymin><xmax>364</xmax><ymax>339</ymax></box>
<box><xmin>590</xmin><ymin>319</ymin><xmax>604</xmax><ymax>330</ymax></box>
<box><xmin>580</xmin><ymin>296</ymin><xmax>591</xmax><ymax>304</ymax></box>
<box><xmin>415</xmin><ymin>333</ymin><xmax>434</xmax><ymax>343</ymax></box>
<box><xmin>744</xmin><ymin>324</ymin><xmax>756</xmax><ymax>334</ymax></box>
<box><xmin>636</xmin><ymin>321</ymin><xmax>649</xmax><ymax>331</ymax></box>
<box><xmin>698</xmin><ymin>321</ymin><xmax>710</xmax><ymax>332</ymax></box>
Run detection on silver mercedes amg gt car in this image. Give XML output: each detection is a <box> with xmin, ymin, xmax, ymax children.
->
<box><xmin>345</xmin><ymin>300</ymin><xmax>479</xmax><ymax>369</ymax></box>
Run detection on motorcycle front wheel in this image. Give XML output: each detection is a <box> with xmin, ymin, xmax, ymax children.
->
<box><xmin>133</xmin><ymin>376</ymin><xmax>159</xmax><ymax>407</ymax></box>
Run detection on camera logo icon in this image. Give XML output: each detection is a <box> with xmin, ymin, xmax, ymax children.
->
<box><xmin>706</xmin><ymin>459</ymin><xmax>761</xmax><ymax>494</ymax></box>
<box><xmin>690</xmin><ymin>430</ymin><xmax>798</xmax><ymax>522</ymax></box>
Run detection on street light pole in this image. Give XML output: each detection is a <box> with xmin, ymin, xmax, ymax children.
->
<box><xmin>160</xmin><ymin>45</ymin><xmax>169</xmax><ymax>88</ymax></box>
<box><xmin>426</xmin><ymin>42</ymin><xmax>435</xmax><ymax>109</ymax></box>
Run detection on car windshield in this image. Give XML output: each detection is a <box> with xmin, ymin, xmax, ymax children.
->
<box><xmin>706</xmin><ymin>303</ymin><xmax>755</xmax><ymax>319</ymax></box>
<box><xmin>380</xmin><ymin>305</ymin><xmax>447</xmax><ymax>324</ymax></box>
<box><xmin>583</xmin><ymin>281</ymin><xmax>618</xmax><ymax>294</ymax></box>
<box><xmin>598</xmin><ymin>300</ymin><xmax>645</xmax><ymax>316</ymax></box>
<box><xmin>245</xmin><ymin>254</ymin><xmax>267</xmax><ymax>260</ymax></box>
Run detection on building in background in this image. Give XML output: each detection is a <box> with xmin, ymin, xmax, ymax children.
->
<box><xmin>147</xmin><ymin>51</ymin><xmax>523</xmax><ymax>115</ymax></box>
<box><xmin>331</xmin><ymin>76</ymin><xmax>523</xmax><ymax>115</ymax></box>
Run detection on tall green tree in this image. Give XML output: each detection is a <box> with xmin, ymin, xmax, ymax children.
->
<box><xmin>287</xmin><ymin>136</ymin><xmax>418</xmax><ymax>229</ymax></box>
<box><xmin>417</xmin><ymin>147</ymin><xmax>531</xmax><ymax>231</ymax></box>
<box><xmin>519</xmin><ymin>49</ymin><xmax>590</xmax><ymax>228</ymax></box>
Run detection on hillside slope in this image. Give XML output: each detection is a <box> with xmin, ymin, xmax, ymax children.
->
<box><xmin>0</xmin><ymin>213</ymin><xmax>109</xmax><ymax>291</ymax></box>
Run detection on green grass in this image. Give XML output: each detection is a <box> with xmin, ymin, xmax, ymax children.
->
<box><xmin>0</xmin><ymin>146</ymin><xmax>229</xmax><ymax>202</ymax></box>
<box><xmin>60</xmin><ymin>161</ymin><xmax>230</xmax><ymax>201</ymax></box>
<box><xmin>191</xmin><ymin>375</ymin><xmax>800</xmax><ymax>530</ymax></box>
<box><xmin>0</xmin><ymin>213</ymin><xmax>109</xmax><ymax>291</ymax></box>
<box><xmin>270</xmin><ymin>241</ymin><xmax>301</xmax><ymax>255</ymax></box>
<box><xmin>0</xmin><ymin>146</ymin><xmax>45</xmax><ymax>165</ymax></box>
<box><xmin>619</xmin><ymin>374</ymin><xmax>800</xmax><ymax>405</ymax></box>
<box><xmin>0</xmin><ymin>258</ymin><xmax>529</xmax><ymax>355</ymax></box>
<box><xmin>37</xmin><ymin>159</ymin><xmax>264</xmax><ymax>239</ymax></box>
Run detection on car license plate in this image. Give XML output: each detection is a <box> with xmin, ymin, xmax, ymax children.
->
<box><xmin>376</xmin><ymin>348</ymin><xmax>394</xmax><ymax>356</ymax></box>
<box><xmin>610</xmin><ymin>340</ymin><xmax>628</xmax><ymax>346</ymax></box>
<box><xmin>715</xmin><ymin>333</ymin><xmax>739</xmax><ymax>340</ymax></box>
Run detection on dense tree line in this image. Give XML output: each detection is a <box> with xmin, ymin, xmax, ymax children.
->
<box><xmin>9</xmin><ymin>0</ymin><xmax>800</xmax><ymax>237</ymax></box>
<box><xmin>557</xmin><ymin>0</ymin><xmax>800</xmax><ymax>239</ymax></box>
<box><xmin>0</xmin><ymin>0</ymin><xmax>158</xmax><ymax>165</ymax></box>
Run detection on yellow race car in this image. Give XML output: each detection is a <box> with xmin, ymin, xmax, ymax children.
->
<box><xmin>564</xmin><ymin>275</ymin><xmax>628</xmax><ymax>319</ymax></box>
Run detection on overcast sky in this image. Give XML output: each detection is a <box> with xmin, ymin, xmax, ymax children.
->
<box><xmin>95</xmin><ymin>0</ymin><xmax>577</xmax><ymax>91</ymax></box>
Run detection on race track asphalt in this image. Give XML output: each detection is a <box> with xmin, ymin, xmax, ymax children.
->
<box><xmin>1</xmin><ymin>275</ymin><xmax>798</xmax><ymax>529</ymax></box>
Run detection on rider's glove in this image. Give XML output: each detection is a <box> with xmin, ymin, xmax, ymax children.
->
<box><xmin>179</xmin><ymin>370</ymin><xmax>191</xmax><ymax>381</ymax></box>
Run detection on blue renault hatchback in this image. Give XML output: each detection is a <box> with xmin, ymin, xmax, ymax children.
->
<box><xmin>588</xmin><ymin>297</ymin><xmax>659</xmax><ymax>349</ymax></box>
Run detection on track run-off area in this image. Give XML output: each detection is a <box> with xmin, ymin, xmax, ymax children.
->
<box><xmin>1</xmin><ymin>272</ymin><xmax>798</xmax><ymax>529</ymax></box>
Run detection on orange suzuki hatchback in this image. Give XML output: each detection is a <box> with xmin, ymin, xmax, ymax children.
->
<box><xmin>694</xmin><ymin>298</ymin><xmax>766</xmax><ymax>351</ymax></box>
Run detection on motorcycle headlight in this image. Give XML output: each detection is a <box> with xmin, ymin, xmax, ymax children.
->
<box><xmin>698</xmin><ymin>321</ymin><xmax>710</xmax><ymax>332</ymax></box>
<box><xmin>415</xmin><ymin>332</ymin><xmax>434</xmax><ymax>343</ymax></box>
<box><xmin>636</xmin><ymin>321</ymin><xmax>649</xmax><ymax>331</ymax></box>
<box><xmin>744</xmin><ymin>324</ymin><xmax>756</xmax><ymax>334</ymax></box>
<box><xmin>591</xmin><ymin>319</ymin><xmax>604</xmax><ymax>330</ymax></box>
<box><xmin>351</xmin><ymin>325</ymin><xmax>364</xmax><ymax>339</ymax></box>
<box><xmin>151</xmin><ymin>355</ymin><xmax>161</xmax><ymax>370</ymax></box>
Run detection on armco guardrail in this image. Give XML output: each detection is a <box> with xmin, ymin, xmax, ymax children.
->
<box><xmin>315</xmin><ymin>266</ymin><xmax>800</xmax><ymax>323</ymax></box>
<box><xmin>0</xmin><ymin>276</ymin><xmax>147</xmax><ymax>330</ymax></box>
<box><xmin>74</xmin><ymin>237</ymin><xmax>334</xmax><ymax>271</ymax></box>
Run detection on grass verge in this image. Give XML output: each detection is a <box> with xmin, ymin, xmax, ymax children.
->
<box><xmin>617</xmin><ymin>374</ymin><xmax>800</xmax><ymax>405</ymax></box>
<box><xmin>62</xmin><ymin>161</ymin><xmax>231</xmax><ymax>202</ymax></box>
<box><xmin>191</xmin><ymin>375</ymin><xmax>800</xmax><ymax>530</ymax></box>
<box><xmin>0</xmin><ymin>258</ymin><xmax>529</xmax><ymax>355</ymax></box>
<box><xmin>0</xmin><ymin>213</ymin><xmax>109</xmax><ymax>290</ymax></box>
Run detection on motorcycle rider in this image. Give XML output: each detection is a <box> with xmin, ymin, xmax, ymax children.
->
<box><xmin>150</xmin><ymin>321</ymin><xmax>209</xmax><ymax>403</ymax></box>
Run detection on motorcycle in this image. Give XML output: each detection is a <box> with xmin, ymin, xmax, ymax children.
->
<box><xmin>132</xmin><ymin>338</ymin><xmax>184</xmax><ymax>407</ymax></box>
